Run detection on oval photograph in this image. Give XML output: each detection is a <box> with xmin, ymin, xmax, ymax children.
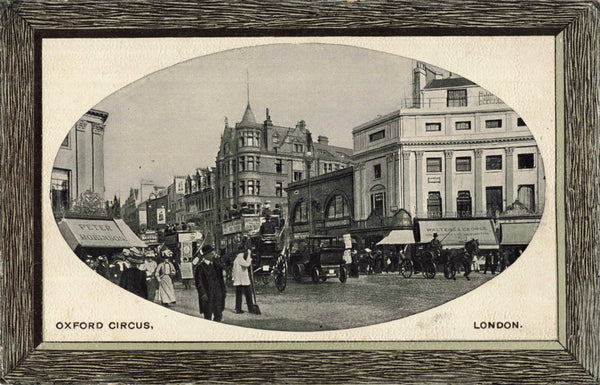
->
<box><xmin>50</xmin><ymin>43</ymin><xmax>545</xmax><ymax>331</ymax></box>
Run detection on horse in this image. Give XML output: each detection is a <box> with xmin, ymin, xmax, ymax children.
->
<box><xmin>443</xmin><ymin>239</ymin><xmax>480</xmax><ymax>280</ymax></box>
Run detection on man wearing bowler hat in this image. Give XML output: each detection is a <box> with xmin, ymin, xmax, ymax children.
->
<box><xmin>194</xmin><ymin>244</ymin><xmax>226</xmax><ymax>322</ymax></box>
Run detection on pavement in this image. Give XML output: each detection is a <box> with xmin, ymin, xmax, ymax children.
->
<box><xmin>153</xmin><ymin>270</ymin><xmax>497</xmax><ymax>331</ymax></box>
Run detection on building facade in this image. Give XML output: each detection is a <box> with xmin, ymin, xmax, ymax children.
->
<box><xmin>286</xmin><ymin>167</ymin><xmax>354</xmax><ymax>239</ymax></box>
<box><xmin>183</xmin><ymin>167</ymin><xmax>217</xmax><ymax>239</ymax></box>
<box><xmin>51</xmin><ymin>109</ymin><xmax>108</xmax><ymax>217</ymax></box>
<box><xmin>215</xmin><ymin>103</ymin><xmax>352</xmax><ymax>249</ymax></box>
<box><xmin>353</xmin><ymin>67</ymin><xmax>545</xmax><ymax>224</ymax></box>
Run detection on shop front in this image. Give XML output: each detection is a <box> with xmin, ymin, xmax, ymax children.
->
<box><xmin>499</xmin><ymin>221</ymin><xmax>539</xmax><ymax>263</ymax></box>
<box><xmin>414</xmin><ymin>218</ymin><xmax>499</xmax><ymax>250</ymax></box>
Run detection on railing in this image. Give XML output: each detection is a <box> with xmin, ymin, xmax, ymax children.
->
<box><xmin>400</xmin><ymin>93</ymin><xmax>504</xmax><ymax>109</ymax></box>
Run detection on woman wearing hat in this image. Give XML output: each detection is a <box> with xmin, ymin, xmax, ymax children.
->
<box><xmin>155</xmin><ymin>249</ymin><xmax>177</xmax><ymax>307</ymax></box>
<box><xmin>118</xmin><ymin>250</ymin><xmax>148</xmax><ymax>299</ymax></box>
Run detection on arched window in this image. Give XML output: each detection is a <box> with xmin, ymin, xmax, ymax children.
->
<box><xmin>293</xmin><ymin>201</ymin><xmax>308</xmax><ymax>223</ymax></box>
<box><xmin>326</xmin><ymin>195</ymin><xmax>349</xmax><ymax>219</ymax></box>
<box><xmin>456</xmin><ymin>191</ymin><xmax>472</xmax><ymax>217</ymax></box>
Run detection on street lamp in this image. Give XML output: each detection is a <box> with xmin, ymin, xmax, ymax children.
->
<box><xmin>305</xmin><ymin>150</ymin><xmax>314</xmax><ymax>237</ymax></box>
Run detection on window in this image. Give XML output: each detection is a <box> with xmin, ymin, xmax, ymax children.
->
<box><xmin>373</xmin><ymin>164</ymin><xmax>382</xmax><ymax>179</ymax></box>
<box><xmin>427</xmin><ymin>192</ymin><xmax>442</xmax><ymax>218</ymax></box>
<box><xmin>247</xmin><ymin>156</ymin><xmax>255</xmax><ymax>171</ymax></box>
<box><xmin>485</xmin><ymin>119</ymin><xmax>502</xmax><ymax>128</ymax></box>
<box><xmin>51</xmin><ymin>169</ymin><xmax>70</xmax><ymax>211</ymax></box>
<box><xmin>486</xmin><ymin>186</ymin><xmax>503</xmax><ymax>216</ymax></box>
<box><xmin>275</xmin><ymin>182</ymin><xmax>283</xmax><ymax>197</ymax></box>
<box><xmin>237</xmin><ymin>157</ymin><xmax>244</xmax><ymax>171</ymax></box>
<box><xmin>455</xmin><ymin>121</ymin><xmax>471</xmax><ymax>130</ymax></box>
<box><xmin>273</xmin><ymin>134</ymin><xmax>279</xmax><ymax>144</ymax></box>
<box><xmin>486</xmin><ymin>155</ymin><xmax>502</xmax><ymax>170</ymax></box>
<box><xmin>369</xmin><ymin>129</ymin><xmax>385</xmax><ymax>142</ymax></box>
<box><xmin>293</xmin><ymin>201</ymin><xmax>308</xmax><ymax>223</ymax></box>
<box><xmin>256</xmin><ymin>180</ymin><xmax>260</xmax><ymax>195</ymax></box>
<box><xmin>326</xmin><ymin>195</ymin><xmax>349</xmax><ymax>219</ymax></box>
<box><xmin>323</xmin><ymin>164</ymin><xmax>328</xmax><ymax>174</ymax></box>
<box><xmin>239</xmin><ymin>131</ymin><xmax>259</xmax><ymax>147</ymax></box>
<box><xmin>455</xmin><ymin>157</ymin><xmax>472</xmax><ymax>172</ymax></box>
<box><xmin>457</xmin><ymin>191</ymin><xmax>472</xmax><ymax>218</ymax></box>
<box><xmin>371</xmin><ymin>192</ymin><xmax>385</xmax><ymax>216</ymax></box>
<box><xmin>223</xmin><ymin>142</ymin><xmax>230</xmax><ymax>153</ymax></box>
<box><xmin>518</xmin><ymin>185</ymin><xmax>535</xmax><ymax>212</ymax></box>
<box><xmin>447</xmin><ymin>89</ymin><xmax>467</xmax><ymax>107</ymax></box>
<box><xmin>426</xmin><ymin>158</ymin><xmax>442</xmax><ymax>173</ymax></box>
<box><xmin>518</xmin><ymin>153</ymin><xmax>535</xmax><ymax>169</ymax></box>
<box><xmin>247</xmin><ymin>180</ymin><xmax>255</xmax><ymax>195</ymax></box>
<box><xmin>426</xmin><ymin>123</ymin><xmax>442</xmax><ymax>132</ymax></box>
<box><xmin>517</xmin><ymin>118</ymin><xmax>526</xmax><ymax>126</ymax></box>
<box><xmin>275</xmin><ymin>159</ymin><xmax>284</xmax><ymax>173</ymax></box>
<box><xmin>239</xmin><ymin>180</ymin><xmax>245</xmax><ymax>195</ymax></box>
<box><xmin>293</xmin><ymin>171</ymin><xmax>303</xmax><ymax>181</ymax></box>
<box><xmin>61</xmin><ymin>133</ymin><xmax>70</xmax><ymax>148</ymax></box>
<box><xmin>294</xmin><ymin>143</ymin><xmax>304</xmax><ymax>153</ymax></box>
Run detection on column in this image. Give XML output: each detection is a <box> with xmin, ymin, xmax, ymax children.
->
<box><xmin>505</xmin><ymin>147</ymin><xmax>514</xmax><ymax>206</ymax></box>
<box><xmin>415</xmin><ymin>151</ymin><xmax>423</xmax><ymax>217</ymax></box>
<box><xmin>402</xmin><ymin>152</ymin><xmax>411</xmax><ymax>213</ymax></box>
<box><xmin>444</xmin><ymin>150</ymin><xmax>454</xmax><ymax>217</ymax></box>
<box><xmin>394</xmin><ymin>152</ymin><xmax>400</xmax><ymax>211</ymax></box>
<box><xmin>386</xmin><ymin>154</ymin><xmax>394</xmax><ymax>213</ymax></box>
<box><xmin>474</xmin><ymin>149</ymin><xmax>484</xmax><ymax>216</ymax></box>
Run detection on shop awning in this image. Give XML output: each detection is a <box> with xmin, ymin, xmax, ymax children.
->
<box><xmin>377</xmin><ymin>230</ymin><xmax>415</xmax><ymax>245</ymax></box>
<box><xmin>417</xmin><ymin>219</ymin><xmax>499</xmax><ymax>249</ymax></box>
<box><xmin>500</xmin><ymin>222</ymin><xmax>539</xmax><ymax>245</ymax></box>
<box><xmin>58</xmin><ymin>218</ymin><xmax>147</xmax><ymax>250</ymax></box>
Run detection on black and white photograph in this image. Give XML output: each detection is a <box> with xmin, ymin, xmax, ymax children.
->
<box><xmin>45</xmin><ymin>38</ymin><xmax>554</xmax><ymax>338</ymax></box>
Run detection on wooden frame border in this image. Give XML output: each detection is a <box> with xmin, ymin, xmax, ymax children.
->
<box><xmin>1</xmin><ymin>1</ymin><xmax>598</xmax><ymax>382</ymax></box>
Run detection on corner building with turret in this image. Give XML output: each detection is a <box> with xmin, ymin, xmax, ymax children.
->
<box><xmin>215</xmin><ymin>103</ymin><xmax>352</xmax><ymax>253</ymax></box>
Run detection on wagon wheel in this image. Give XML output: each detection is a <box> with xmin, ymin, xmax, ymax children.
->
<box><xmin>339</xmin><ymin>265</ymin><xmax>347</xmax><ymax>283</ymax></box>
<box><xmin>400</xmin><ymin>259</ymin><xmax>413</xmax><ymax>278</ymax></box>
<box><xmin>444</xmin><ymin>261</ymin><xmax>457</xmax><ymax>280</ymax></box>
<box><xmin>311</xmin><ymin>266</ymin><xmax>321</xmax><ymax>283</ymax></box>
<box><xmin>274</xmin><ymin>259</ymin><xmax>287</xmax><ymax>292</ymax></box>
<box><xmin>422</xmin><ymin>260</ymin><xmax>436</xmax><ymax>279</ymax></box>
<box><xmin>292</xmin><ymin>264</ymin><xmax>302</xmax><ymax>282</ymax></box>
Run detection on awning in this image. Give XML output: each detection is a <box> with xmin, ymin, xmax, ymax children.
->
<box><xmin>377</xmin><ymin>230</ymin><xmax>415</xmax><ymax>245</ymax></box>
<box><xmin>500</xmin><ymin>222</ymin><xmax>539</xmax><ymax>245</ymax></box>
<box><xmin>417</xmin><ymin>219</ymin><xmax>499</xmax><ymax>249</ymax></box>
<box><xmin>58</xmin><ymin>218</ymin><xmax>147</xmax><ymax>250</ymax></box>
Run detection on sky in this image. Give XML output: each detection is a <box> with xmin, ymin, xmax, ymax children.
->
<box><xmin>93</xmin><ymin>43</ymin><xmax>419</xmax><ymax>201</ymax></box>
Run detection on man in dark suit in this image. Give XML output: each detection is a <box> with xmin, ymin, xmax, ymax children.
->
<box><xmin>118</xmin><ymin>251</ymin><xmax>148</xmax><ymax>299</ymax></box>
<box><xmin>194</xmin><ymin>245</ymin><xmax>226</xmax><ymax>322</ymax></box>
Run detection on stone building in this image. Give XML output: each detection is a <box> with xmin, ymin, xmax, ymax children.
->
<box><xmin>183</xmin><ymin>167</ymin><xmax>217</xmax><ymax>239</ymax></box>
<box><xmin>286</xmin><ymin>167</ymin><xmax>354</xmax><ymax>239</ymax></box>
<box><xmin>51</xmin><ymin>109</ymin><xmax>108</xmax><ymax>218</ymax></box>
<box><xmin>215</xmin><ymin>102</ymin><xmax>352</xmax><ymax>251</ymax></box>
<box><xmin>352</xmin><ymin>66</ymin><xmax>544</xmax><ymax>226</ymax></box>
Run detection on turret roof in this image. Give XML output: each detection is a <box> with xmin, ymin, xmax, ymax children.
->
<box><xmin>240</xmin><ymin>103</ymin><xmax>257</xmax><ymax>124</ymax></box>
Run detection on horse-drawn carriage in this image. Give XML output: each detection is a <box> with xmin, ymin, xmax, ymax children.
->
<box><xmin>376</xmin><ymin>229</ymin><xmax>438</xmax><ymax>279</ymax></box>
<box><xmin>249</xmin><ymin>234</ymin><xmax>287</xmax><ymax>291</ymax></box>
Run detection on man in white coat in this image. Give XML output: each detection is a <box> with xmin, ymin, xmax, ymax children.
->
<box><xmin>233</xmin><ymin>244</ymin><xmax>255</xmax><ymax>314</ymax></box>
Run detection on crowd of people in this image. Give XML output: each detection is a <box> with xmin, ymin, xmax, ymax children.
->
<box><xmin>82</xmin><ymin>240</ymin><xmax>261</xmax><ymax>322</ymax></box>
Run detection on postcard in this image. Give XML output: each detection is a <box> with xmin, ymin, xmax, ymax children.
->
<box><xmin>41</xmin><ymin>36</ymin><xmax>557</xmax><ymax>344</ymax></box>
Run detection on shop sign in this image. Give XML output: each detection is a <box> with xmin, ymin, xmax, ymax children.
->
<box><xmin>244</xmin><ymin>216</ymin><xmax>263</xmax><ymax>234</ymax></box>
<box><xmin>293</xmin><ymin>232</ymin><xmax>309</xmax><ymax>239</ymax></box>
<box><xmin>157</xmin><ymin>208</ymin><xmax>166</xmax><ymax>224</ymax></box>
<box><xmin>139</xmin><ymin>232</ymin><xmax>158</xmax><ymax>243</ymax></box>
<box><xmin>325</xmin><ymin>218</ymin><xmax>350</xmax><ymax>227</ymax></box>
<box><xmin>178</xmin><ymin>231</ymin><xmax>203</xmax><ymax>243</ymax></box>
<box><xmin>222</xmin><ymin>219</ymin><xmax>243</xmax><ymax>235</ymax></box>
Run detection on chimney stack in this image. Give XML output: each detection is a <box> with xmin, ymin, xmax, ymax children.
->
<box><xmin>317</xmin><ymin>135</ymin><xmax>329</xmax><ymax>145</ymax></box>
<box><xmin>412</xmin><ymin>62</ymin><xmax>427</xmax><ymax>108</ymax></box>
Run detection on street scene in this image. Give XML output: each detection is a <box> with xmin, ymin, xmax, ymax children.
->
<box><xmin>51</xmin><ymin>44</ymin><xmax>544</xmax><ymax>331</ymax></box>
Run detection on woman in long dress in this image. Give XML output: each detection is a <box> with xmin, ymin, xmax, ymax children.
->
<box><xmin>155</xmin><ymin>249</ymin><xmax>177</xmax><ymax>306</ymax></box>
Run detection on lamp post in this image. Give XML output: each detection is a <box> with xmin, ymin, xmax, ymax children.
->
<box><xmin>306</xmin><ymin>150</ymin><xmax>314</xmax><ymax>237</ymax></box>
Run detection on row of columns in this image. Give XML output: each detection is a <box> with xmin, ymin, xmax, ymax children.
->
<box><xmin>399</xmin><ymin>147</ymin><xmax>517</xmax><ymax>217</ymax></box>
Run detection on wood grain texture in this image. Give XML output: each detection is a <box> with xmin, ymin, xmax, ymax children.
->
<box><xmin>15</xmin><ymin>0</ymin><xmax>590</xmax><ymax>31</ymax></box>
<box><xmin>4</xmin><ymin>350</ymin><xmax>596</xmax><ymax>384</ymax></box>
<box><xmin>0</xmin><ymin>6</ymin><xmax>36</xmax><ymax>379</ymax></box>
<box><xmin>1</xmin><ymin>0</ymin><xmax>600</xmax><ymax>383</ymax></box>
<box><xmin>564</xmin><ymin>4</ymin><xmax>600</xmax><ymax>381</ymax></box>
